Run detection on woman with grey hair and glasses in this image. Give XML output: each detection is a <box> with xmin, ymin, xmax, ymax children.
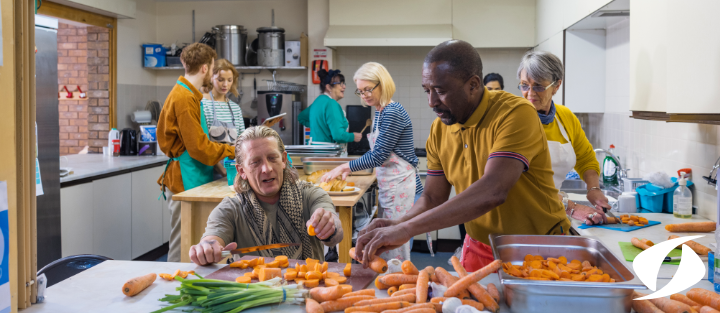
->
<box><xmin>517</xmin><ymin>50</ymin><xmax>609</xmax><ymax>226</ymax></box>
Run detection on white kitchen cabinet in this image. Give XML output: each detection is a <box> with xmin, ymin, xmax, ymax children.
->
<box><xmin>60</xmin><ymin>182</ymin><xmax>94</xmax><ymax>257</ymax></box>
<box><xmin>452</xmin><ymin>0</ymin><xmax>535</xmax><ymax>48</ymax></box>
<box><xmin>564</xmin><ymin>29</ymin><xmax>606</xmax><ymax>113</ymax></box>
<box><xmin>131</xmin><ymin>167</ymin><xmax>165</xmax><ymax>259</ymax></box>
<box><xmin>93</xmin><ymin>173</ymin><xmax>132</xmax><ymax>260</ymax></box>
<box><xmin>629</xmin><ymin>0</ymin><xmax>669</xmax><ymax>113</ymax></box>
<box><xmin>665</xmin><ymin>0</ymin><xmax>720</xmax><ymax>114</ymax></box>
<box><xmin>535</xmin><ymin>0</ymin><xmax>612</xmax><ymax>45</ymax></box>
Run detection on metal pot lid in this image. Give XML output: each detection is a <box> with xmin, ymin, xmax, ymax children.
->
<box><xmin>256</xmin><ymin>26</ymin><xmax>285</xmax><ymax>33</ymax></box>
<box><xmin>214</xmin><ymin>25</ymin><xmax>246</xmax><ymax>33</ymax></box>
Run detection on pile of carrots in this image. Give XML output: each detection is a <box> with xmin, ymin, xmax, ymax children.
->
<box><xmin>309</xmin><ymin>254</ymin><xmax>503</xmax><ymax>313</ymax></box>
<box><xmin>633</xmin><ymin>289</ymin><xmax>720</xmax><ymax>313</ymax></box>
<box><xmin>613</xmin><ymin>214</ymin><xmax>650</xmax><ymax>226</ymax></box>
<box><xmin>501</xmin><ymin>254</ymin><xmax>615</xmax><ymax>283</ymax></box>
<box><xmin>230</xmin><ymin>256</ymin><xmax>352</xmax><ymax>288</ymax></box>
<box><xmin>158</xmin><ymin>269</ymin><xmax>195</xmax><ymax>281</ymax></box>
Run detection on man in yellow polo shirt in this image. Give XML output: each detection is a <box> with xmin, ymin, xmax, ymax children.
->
<box><xmin>354</xmin><ymin>40</ymin><xmax>570</xmax><ymax>271</ymax></box>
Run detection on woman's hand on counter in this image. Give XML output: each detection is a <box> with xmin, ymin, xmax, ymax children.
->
<box><xmin>189</xmin><ymin>237</ymin><xmax>236</xmax><ymax>266</ymax></box>
<box><xmin>568</xmin><ymin>200</ymin><xmax>607</xmax><ymax>225</ymax></box>
<box><xmin>586</xmin><ymin>189</ymin><xmax>610</xmax><ymax>211</ymax></box>
<box><xmin>321</xmin><ymin>163</ymin><xmax>351</xmax><ymax>182</ymax></box>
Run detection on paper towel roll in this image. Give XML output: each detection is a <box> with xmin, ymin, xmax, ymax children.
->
<box><xmin>132</xmin><ymin>110</ymin><xmax>152</xmax><ymax>123</ymax></box>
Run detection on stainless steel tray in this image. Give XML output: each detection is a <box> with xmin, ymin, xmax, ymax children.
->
<box><xmin>301</xmin><ymin>157</ymin><xmax>374</xmax><ymax>175</ymax></box>
<box><xmin>489</xmin><ymin>234</ymin><xmax>646</xmax><ymax>313</ymax></box>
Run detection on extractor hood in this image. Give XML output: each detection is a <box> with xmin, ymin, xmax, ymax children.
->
<box><xmin>324</xmin><ymin>24</ymin><xmax>453</xmax><ymax>47</ymax></box>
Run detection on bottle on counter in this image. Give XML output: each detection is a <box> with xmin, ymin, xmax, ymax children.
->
<box><xmin>108</xmin><ymin>128</ymin><xmax>120</xmax><ymax>157</ymax></box>
<box><xmin>714</xmin><ymin>231</ymin><xmax>720</xmax><ymax>292</ymax></box>
<box><xmin>673</xmin><ymin>172</ymin><xmax>692</xmax><ymax>219</ymax></box>
<box><xmin>602</xmin><ymin>144</ymin><xmax>619</xmax><ymax>186</ymax></box>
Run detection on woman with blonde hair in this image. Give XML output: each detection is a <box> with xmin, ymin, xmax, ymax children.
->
<box><xmin>321</xmin><ymin>62</ymin><xmax>422</xmax><ymax>261</ymax></box>
<box><xmin>202</xmin><ymin>58</ymin><xmax>245</xmax><ymax>145</ymax></box>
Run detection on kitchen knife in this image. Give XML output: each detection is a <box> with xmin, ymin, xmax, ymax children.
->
<box><xmin>221</xmin><ymin>243</ymin><xmax>299</xmax><ymax>258</ymax></box>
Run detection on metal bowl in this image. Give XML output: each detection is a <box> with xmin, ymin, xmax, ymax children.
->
<box><xmin>489</xmin><ymin>234</ymin><xmax>646</xmax><ymax>313</ymax></box>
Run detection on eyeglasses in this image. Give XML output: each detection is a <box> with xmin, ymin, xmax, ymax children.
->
<box><xmin>518</xmin><ymin>81</ymin><xmax>557</xmax><ymax>93</ymax></box>
<box><xmin>330</xmin><ymin>81</ymin><xmax>345</xmax><ymax>87</ymax></box>
<box><xmin>355</xmin><ymin>82</ymin><xmax>380</xmax><ymax>97</ymax></box>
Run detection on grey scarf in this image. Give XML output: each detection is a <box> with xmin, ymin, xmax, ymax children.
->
<box><xmin>236</xmin><ymin>176</ymin><xmax>315</xmax><ymax>259</ymax></box>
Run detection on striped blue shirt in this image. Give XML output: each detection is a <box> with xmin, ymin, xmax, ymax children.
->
<box><xmin>349</xmin><ymin>102</ymin><xmax>423</xmax><ymax>195</ymax></box>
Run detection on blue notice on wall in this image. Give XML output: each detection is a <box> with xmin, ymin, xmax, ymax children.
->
<box><xmin>0</xmin><ymin>181</ymin><xmax>9</xmax><ymax>313</ymax></box>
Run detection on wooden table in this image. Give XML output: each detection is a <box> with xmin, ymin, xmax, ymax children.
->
<box><xmin>173</xmin><ymin>174</ymin><xmax>377</xmax><ymax>263</ymax></box>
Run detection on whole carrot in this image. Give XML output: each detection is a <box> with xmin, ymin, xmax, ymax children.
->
<box><xmin>399</xmin><ymin>284</ymin><xmax>416</xmax><ymax>290</ymax></box>
<box><xmin>688</xmin><ymin>288</ymin><xmax>720</xmax><ymax>310</ymax></box>
<box><xmin>349</xmin><ymin>248</ymin><xmax>388</xmax><ymax>274</ymax></box>
<box><xmin>423</xmin><ymin>266</ymin><xmax>437</xmax><ymax>283</ymax></box>
<box><xmin>402</xmin><ymin>260</ymin><xmax>420</xmax><ymax>275</ymax></box>
<box><xmin>375</xmin><ymin>275</ymin><xmax>391</xmax><ymax>290</ymax></box>
<box><xmin>345</xmin><ymin>301</ymin><xmax>412</xmax><ymax>313</ymax></box>
<box><xmin>382</xmin><ymin>303</ymin><xmax>436</xmax><ymax>313</ymax></box>
<box><xmin>632</xmin><ymin>237</ymin><xmax>653</xmax><ymax>250</ymax></box>
<box><xmin>445</xmin><ymin>260</ymin><xmax>502</xmax><ymax>298</ymax></box>
<box><xmin>122</xmin><ymin>273</ymin><xmax>156</xmax><ymax>297</ymax></box>
<box><xmin>636</xmin><ymin>291</ymin><xmax>693</xmax><ymax>313</ymax></box>
<box><xmin>449</xmin><ymin>256</ymin><xmax>499</xmax><ymax>312</ymax></box>
<box><xmin>701</xmin><ymin>306</ymin><xmax>720</xmax><ymax>313</ymax></box>
<box><xmin>487</xmin><ymin>283</ymin><xmax>500</xmax><ymax>303</ymax></box>
<box><xmin>669</xmin><ymin>235</ymin><xmax>712</xmax><ymax>255</ymax></box>
<box><xmin>355</xmin><ymin>294</ymin><xmax>416</xmax><ymax>306</ymax></box>
<box><xmin>434</xmin><ymin>267</ymin><xmax>470</xmax><ymax>299</ymax></box>
<box><xmin>416</xmin><ymin>270</ymin><xmax>429</xmax><ymax>303</ymax></box>
<box><xmin>672</xmin><ymin>294</ymin><xmax>702</xmax><ymax>308</ymax></box>
<box><xmin>430</xmin><ymin>298</ymin><xmax>484</xmax><ymax>311</ymax></box>
<box><xmin>391</xmin><ymin>288</ymin><xmax>417</xmax><ymax>298</ymax></box>
<box><xmin>633</xmin><ymin>292</ymin><xmax>664</xmax><ymax>313</ymax></box>
<box><xmin>343</xmin><ymin>289</ymin><xmax>376</xmax><ymax>298</ymax></box>
<box><xmin>321</xmin><ymin>296</ymin><xmax>376</xmax><ymax>312</ymax></box>
<box><xmin>380</xmin><ymin>274</ymin><xmax>419</xmax><ymax>286</ymax></box>
<box><xmin>388</xmin><ymin>286</ymin><xmax>398</xmax><ymax>296</ymax></box>
<box><xmin>311</xmin><ymin>286</ymin><xmax>350</xmax><ymax>302</ymax></box>
<box><xmin>307</xmin><ymin>298</ymin><xmax>325</xmax><ymax>313</ymax></box>
<box><xmin>666</xmin><ymin>222</ymin><xmax>716</xmax><ymax>232</ymax></box>
<box><xmin>403</xmin><ymin>309</ymin><xmax>436</xmax><ymax>313</ymax></box>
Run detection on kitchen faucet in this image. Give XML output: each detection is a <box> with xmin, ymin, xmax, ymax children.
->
<box><xmin>594</xmin><ymin>148</ymin><xmax>629</xmax><ymax>185</ymax></box>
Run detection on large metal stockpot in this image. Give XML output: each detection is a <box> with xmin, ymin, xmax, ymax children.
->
<box><xmin>256</xmin><ymin>26</ymin><xmax>285</xmax><ymax>67</ymax></box>
<box><xmin>213</xmin><ymin>25</ymin><xmax>247</xmax><ymax>66</ymax></box>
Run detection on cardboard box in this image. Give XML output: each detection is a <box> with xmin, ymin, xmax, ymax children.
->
<box><xmin>142</xmin><ymin>44</ymin><xmax>166</xmax><ymax>67</ymax></box>
<box><xmin>285</xmin><ymin>41</ymin><xmax>301</xmax><ymax>67</ymax></box>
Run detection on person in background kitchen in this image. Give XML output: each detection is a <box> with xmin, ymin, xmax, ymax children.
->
<box><xmin>321</xmin><ymin>62</ymin><xmax>423</xmax><ymax>262</ymax></box>
<box><xmin>483</xmin><ymin>72</ymin><xmax>504</xmax><ymax>91</ymax></box>
<box><xmin>353</xmin><ymin>40</ymin><xmax>571</xmax><ymax>272</ymax></box>
<box><xmin>188</xmin><ymin>126</ymin><xmax>343</xmax><ymax>265</ymax></box>
<box><xmin>157</xmin><ymin>43</ymin><xmax>235</xmax><ymax>262</ymax></box>
<box><xmin>202</xmin><ymin>58</ymin><xmax>245</xmax><ymax>177</ymax></box>
<box><xmin>517</xmin><ymin>50</ymin><xmax>608</xmax><ymax>225</ymax></box>
<box><xmin>298</xmin><ymin>69</ymin><xmax>362</xmax><ymax>148</ymax></box>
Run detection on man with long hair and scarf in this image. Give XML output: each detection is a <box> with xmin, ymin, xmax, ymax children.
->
<box><xmin>188</xmin><ymin>126</ymin><xmax>343</xmax><ymax>265</ymax></box>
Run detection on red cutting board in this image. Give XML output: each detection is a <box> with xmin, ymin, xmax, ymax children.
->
<box><xmin>205</xmin><ymin>256</ymin><xmax>378</xmax><ymax>291</ymax></box>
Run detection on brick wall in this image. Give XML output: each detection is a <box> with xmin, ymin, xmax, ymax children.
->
<box><xmin>87</xmin><ymin>26</ymin><xmax>111</xmax><ymax>153</ymax></box>
<box><xmin>57</xmin><ymin>23</ymin><xmax>89</xmax><ymax>155</ymax></box>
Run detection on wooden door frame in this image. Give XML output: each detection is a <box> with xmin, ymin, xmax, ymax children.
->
<box><xmin>37</xmin><ymin>1</ymin><xmax>117</xmax><ymax>129</ymax></box>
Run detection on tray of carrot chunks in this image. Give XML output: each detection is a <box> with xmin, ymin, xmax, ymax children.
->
<box><xmin>308</xmin><ymin>249</ymin><xmax>505</xmax><ymax>313</ymax></box>
<box><xmin>488</xmin><ymin>234</ymin><xmax>646</xmax><ymax>313</ymax></box>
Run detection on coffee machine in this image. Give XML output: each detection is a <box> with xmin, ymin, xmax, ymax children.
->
<box><xmin>257</xmin><ymin>90</ymin><xmax>297</xmax><ymax>145</ymax></box>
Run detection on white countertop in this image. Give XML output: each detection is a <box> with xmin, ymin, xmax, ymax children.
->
<box><xmin>572</xmin><ymin>212</ymin><xmax>715</xmax><ymax>279</ymax></box>
<box><xmin>60</xmin><ymin>154</ymin><xmax>169</xmax><ymax>184</ymax></box>
<box><xmin>22</xmin><ymin>213</ymin><xmax>719</xmax><ymax>312</ymax></box>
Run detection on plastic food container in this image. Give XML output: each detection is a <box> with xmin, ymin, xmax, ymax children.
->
<box><xmin>224</xmin><ymin>158</ymin><xmax>237</xmax><ymax>186</ymax></box>
<box><xmin>489</xmin><ymin>234</ymin><xmax>645</xmax><ymax>313</ymax></box>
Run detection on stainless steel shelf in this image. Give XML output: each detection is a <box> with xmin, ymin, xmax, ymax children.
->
<box><xmin>146</xmin><ymin>66</ymin><xmax>307</xmax><ymax>71</ymax></box>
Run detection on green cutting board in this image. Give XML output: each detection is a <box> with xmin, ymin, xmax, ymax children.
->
<box><xmin>618</xmin><ymin>241</ymin><xmax>682</xmax><ymax>265</ymax></box>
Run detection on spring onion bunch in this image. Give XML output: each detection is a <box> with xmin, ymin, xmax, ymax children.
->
<box><xmin>151</xmin><ymin>274</ymin><xmax>308</xmax><ymax>313</ymax></box>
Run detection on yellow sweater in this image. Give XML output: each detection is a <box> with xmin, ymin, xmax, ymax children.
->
<box><xmin>543</xmin><ymin>103</ymin><xmax>600</xmax><ymax>180</ymax></box>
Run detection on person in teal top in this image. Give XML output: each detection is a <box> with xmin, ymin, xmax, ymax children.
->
<box><xmin>298</xmin><ymin>69</ymin><xmax>362</xmax><ymax>144</ymax></box>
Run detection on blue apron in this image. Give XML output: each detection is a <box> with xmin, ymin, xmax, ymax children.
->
<box><xmin>160</xmin><ymin>80</ymin><xmax>215</xmax><ymax>199</ymax></box>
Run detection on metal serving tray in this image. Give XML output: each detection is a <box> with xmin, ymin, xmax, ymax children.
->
<box><xmin>301</xmin><ymin>157</ymin><xmax>374</xmax><ymax>176</ymax></box>
<box><xmin>489</xmin><ymin>234</ymin><xmax>646</xmax><ymax>313</ymax></box>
